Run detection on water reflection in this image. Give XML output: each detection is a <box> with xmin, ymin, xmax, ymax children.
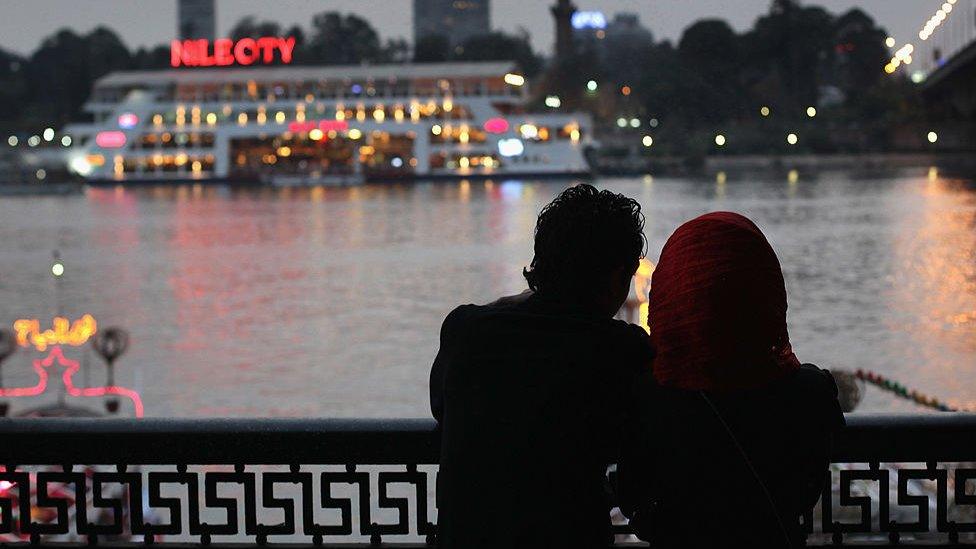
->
<box><xmin>0</xmin><ymin>172</ymin><xmax>973</xmax><ymax>416</ymax></box>
<box><xmin>889</xmin><ymin>175</ymin><xmax>976</xmax><ymax>410</ymax></box>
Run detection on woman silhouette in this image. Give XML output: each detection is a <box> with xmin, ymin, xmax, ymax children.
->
<box><xmin>618</xmin><ymin>212</ymin><xmax>845</xmax><ymax>548</ymax></box>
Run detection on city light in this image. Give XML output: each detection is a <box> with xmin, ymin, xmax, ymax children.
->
<box><xmin>621</xmin><ymin>85</ymin><xmax>632</xmax><ymax>96</ymax></box>
<box><xmin>7</xmin><ymin>135</ymin><xmax>17</xmax><ymax>146</ymax></box>
<box><xmin>545</xmin><ymin>95</ymin><xmax>561</xmax><ymax>108</ymax></box>
<box><xmin>787</xmin><ymin>133</ymin><xmax>798</xmax><ymax>145</ymax></box>
<box><xmin>927</xmin><ymin>131</ymin><xmax>938</xmax><ymax>143</ymax></box>
<box><xmin>277</xmin><ymin>146</ymin><xmax>291</xmax><ymax>157</ymax></box>
<box><xmin>885</xmin><ymin>36</ymin><xmax>896</xmax><ymax>48</ymax></box>
<box><xmin>28</xmin><ymin>135</ymin><xmax>40</xmax><ymax>147</ymax></box>
<box><xmin>642</xmin><ymin>135</ymin><xmax>653</xmax><ymax>147</ymax></box>
<box><xmin>95</xmin><ymin>131</ymin><xmax>127</xmax><ymax>148</ymax></box>
<box><xmin>519</xmin><ymin>124</ymin><xmax>539</xmax><ymax>139</ymax></box>
<box><xmin>347</xmin><ymin>128</ymin><xmax>362</xmax><ymax>140</ymax></box>
<box><xmin>61</xmin><ymin>135</ymin><xmax>72</xmax><ymax>147</ymax></box>
<box><xmin>51</xmin><ymin>262</ymin><xmax>65</xmax><ymax>277</ymax></box>
<box><xmin>586</xmin><ymin>80</ymin><xmax>598</xmax><ymax>92</ymax></box>
<box><xmin>616</xmin><ymin>117</ymin><xmax>627</xmax><ymax>128</ymax></box>
<box><xmin>206</xmin><ymin>112</ymin><xmax>217</xmax><ymax>124</ymax></box>
<box><xmin>15</xmin><ymin>315</ymin><xmax>98</xmax><ymax>350</ymax></box>
<box><xmin>42</xmin><ymin>127</ymin><xmax>55</xmax><ymax>141</ymax></box>
<box><xmin>715</xmin><ymin>134</ymin><xmax>726</xmax><ymax>146</ymax></box>
<box><xmin>503</xmin><ymin>73</ymin><xmax>525</xmax><ymax>86</ymax></box>
<box><xmin>629</xmin><ymin>118</ymin><xmax>640</xmax><ymax>128</ymax></box>
<box><xmin>497</xmin><ymin>138</ymin><xmax>524</xmax><ymax>157</ymax></box>
<box><xmin>885</xmin><ymin>43</ymin><xmax>914</xmax><ymax>74</ymax></box>
<box><xmin>309</xmin><ymin>128</ymin><xmax>324</xmax><ymax>140</ymax></box>
<box><xmin>36</xmin><ymin>169</ymin><xmax>46</xmax><ymax>180</ymax></box>
<box><xmin>483</xmin><ymin>118</ymin><xmax>509</xmax><ymax>134</ymax></box>
<box><xmin>806</xmin><ymin>106</ymin><xmax>817</xmax><ymax>118</ymax></box>
<box><xmin>69</xmin><ymin>155</ymin><xmax>93</xmax><ymax>176</ymax></box>
<box><xmin>118</xmin><ymin>113</ymin><xmax>139</xmax><ymax>128</ymax></box>
<box><xmin>572</xmin><ymin>11</ymin><xmax>607</xmax><ymax>30</ymax></box>
<box><xmin>760</xmin><ymin>106</ymin><xmax>771</xmax><ymax>117</ymax></box>
<box><xmin>431</xmin><ymin>124</ymin><xmax>442</xmax><ymax>135</ymax></box>
<box><xmin>649</xmin><ymin>118</ymin><xmax>659</xmax><ymax>128</ymax></box>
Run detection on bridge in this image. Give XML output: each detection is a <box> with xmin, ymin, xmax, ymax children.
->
<box><xmin>922</xmin><ymin>38</ymin><xmax>976</xmax><ymax>121</ymax></box>
<box><xmin>1</xmin><ymin>415</ymin><xmax>975</xmax><ymax>547</ymax></box>
<box><xmin>903</xmin><ymin>0</ymin><xmax>976</xmax><ymax>148</ymax></box>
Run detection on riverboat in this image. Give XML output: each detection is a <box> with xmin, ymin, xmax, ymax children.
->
<box><xmin>59</xmin><ymin>59</ymin><xmax>593</xmax><ymax>183</ymax></box>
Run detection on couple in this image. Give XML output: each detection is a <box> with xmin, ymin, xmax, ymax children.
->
<box><xmin>430</xmin><ymin>184</ymin><xmax>845</xmax><ymax>548</ymax></box>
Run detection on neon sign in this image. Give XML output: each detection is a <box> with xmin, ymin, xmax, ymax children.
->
<box><xmin>0</xmin><ymin>346</ymin><xmax>143</xmax><ymax>417</ymax></box>
<box><xmin>572</xmin><ymin>11</ymin><xmax>607</xmax><ymax>30</ymax></box>
<box><xmin>171</xmin><ymin>36</ymin><xmax>296</xmax><ymax>68</ymax></box>
<box><xmin>95</xmin><ymin>131</ymin><xmax>127</xmax><ymax>148</ymax></box>
<box><xmin>13</xmin><ymin>314</ymin><xmax>97</xmax><ymax>352</ymax></box>
<box><xmin>288</xmin><ymin>120</ymin><xmax>350</xmax><ymax>133</ymax></box>
<box><xmin>483</xmin><ymin>118</ymin><xmax>509</xmax><ymax>134</ymax></box>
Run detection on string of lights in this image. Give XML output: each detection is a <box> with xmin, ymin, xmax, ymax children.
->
<box><xmin>884</xmin><ymin>0</ymin><xmax>961</xmax><ymax>75</ymax></box>
<box><xmin>854</xmin><ymin>368</ymin><xmax>974</xmax><ymax>412</ymax></box>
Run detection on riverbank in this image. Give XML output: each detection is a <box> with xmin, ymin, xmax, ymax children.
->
<box><xmin>594</xmin><ymin>152</ymin><xmax>976</xmax><ymax>177</ymax></box>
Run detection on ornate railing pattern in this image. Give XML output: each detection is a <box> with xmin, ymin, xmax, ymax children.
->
<box><xmin>0</xmin><ymin>415</ymin><xmax>975</xmax><ymax>546</ymax></box>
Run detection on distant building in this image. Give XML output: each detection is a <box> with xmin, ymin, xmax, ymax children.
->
<box><xmin>178</xmin><ymin>0</ymin><xmax>216</xmax><ymax>41</ymax></box>
<box><xmin>414</xmin><ymin>0</ymin><xmax>491</xmax><ymax>48</ymax></box>
<box><xmin>575</xmin><ymin>12</ymin><xmax>652</xmax><ymax>52</ymax></box>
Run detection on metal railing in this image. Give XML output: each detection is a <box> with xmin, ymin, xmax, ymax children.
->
<box><xmin>1</xmin><ymin>414</ymin><xmax>975</xmax><ymax>547</ymax></box>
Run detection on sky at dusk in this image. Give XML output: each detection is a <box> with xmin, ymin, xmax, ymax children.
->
<box><xmin>0</xmin><ymin>1</ymin><xmax>964</xmax><ymax>58</ymax></box>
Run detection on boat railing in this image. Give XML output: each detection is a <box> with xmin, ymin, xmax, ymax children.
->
<box><xmin>1</xmin><ymin>414</ymin><xmax>975</xmax><ymax>547</ymax></box>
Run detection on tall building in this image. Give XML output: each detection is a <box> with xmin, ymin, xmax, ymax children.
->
<box><xmin>178</xmin><ymin>0</ymin><xmax>216</xmax><ymax>40</ymax></box>
<box><xmin>413</xmin><ymin>0</ymin><xmax>491</xmax><ymax>48</ymax></box>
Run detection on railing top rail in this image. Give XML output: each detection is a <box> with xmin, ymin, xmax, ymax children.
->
<box><xmin>5</xmin><ymin>413</ymin><xmax>976</xmax><ymax>465</ymax></box>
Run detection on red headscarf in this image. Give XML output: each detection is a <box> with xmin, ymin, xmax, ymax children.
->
<box><xmin>648</xmin><ymin>212</ymin><xmax>800</xmax><ymax>392</ymax></box>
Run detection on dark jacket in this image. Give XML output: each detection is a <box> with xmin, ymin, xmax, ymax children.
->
<box><xmin>430</xmin><ymin>294</ymin><xmax>653</xmax><ymax>549</ymax></box>
<box><xmin>617</xmin><ymin>364</ymin><xmax>845</xmax><ymax>548</ymax></box>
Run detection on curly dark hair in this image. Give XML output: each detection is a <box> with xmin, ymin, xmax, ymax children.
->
<box><xmin>523</xmin><ymin>184</ymin><xmax>646</xmax><ymax>295</ymax></box>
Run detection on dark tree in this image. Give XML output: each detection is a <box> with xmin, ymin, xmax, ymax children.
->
<box><xmin>0</xmin><ymin>48</ymin><xmax>28</xmax><ymax>124</ymax></box>
<box><xmin>304</xmin><ymin>12</ymin><xmax>383</xmax><ymax>65</ymax></box>
<box><xmin>414</xmin><ymin>34</ymin><xmax>450</xmax><ymax>63</ymax></box>
<box><xmin>383</xmin><ymin>38</ymin><xmax>411</xmax><ymax>63</ymax></box>
<box><xmin>454</xmin><ymin>31</ymin><xmax>543</xmax><ymax>77</ymax></box>
<box><xmin>676</xmin><ymin>19</ymin><xmax>743</xmax><ymax>124</ymax></box>
<box><xmin>132</xmin><ymin>45</ymin><xmax>171</xmax><ymax>69</ymax></box>
<box><xmin>26</xmin><ymin>29</ymin><xmax>95</xmax><ymax>123</ymax></box>
<box><xmin>229</xmin><ymin>17</ymin><xmax>283</xmax><ymax>40</ymax></box>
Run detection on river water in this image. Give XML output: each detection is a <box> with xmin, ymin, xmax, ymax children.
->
<box><xmin>1</xmin><ymin>170</ymin><xmax>974</xmax><ymax>417</ymax></box>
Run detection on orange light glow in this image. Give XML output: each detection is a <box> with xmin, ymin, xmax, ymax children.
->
<box><xmin>13</xmin><ymin>314</ymin><xmax>97</xmax><ymax>352</ymax></box>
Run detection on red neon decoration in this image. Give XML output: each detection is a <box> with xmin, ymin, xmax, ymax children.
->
<box><xmin>484</xmin><ymin>118</ymin><xmax>510</xmax><ymax>134</ymax></box>
<box><xmin>288</xmin><ymin>120</ymin><xmax>351</xmax><ymax>133</ymax></box>
<box><xmin>95</xmin><ymin>131</ymin><xmax>127</xmax><ymax>148</ymax></box>
<box><xmin>0</xmin><ymin>346</ymin><xmax>144</xmax><ymax>417</ymax></box>
<box><xmin>171</xmin><ymin>36</ymin><xmax>296</xmax><ymax>68</ymax></box>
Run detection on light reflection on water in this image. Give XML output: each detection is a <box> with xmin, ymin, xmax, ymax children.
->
<box><xmin>0</xmin><ymin>171</ymin><xmax>973</xmax><ymax>416</ymax></box>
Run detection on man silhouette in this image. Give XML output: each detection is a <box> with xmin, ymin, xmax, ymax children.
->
<box><xmin>430</xmin><ymin>184</ymin><xmax>653</xmax><ymax>548</ymax></box>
